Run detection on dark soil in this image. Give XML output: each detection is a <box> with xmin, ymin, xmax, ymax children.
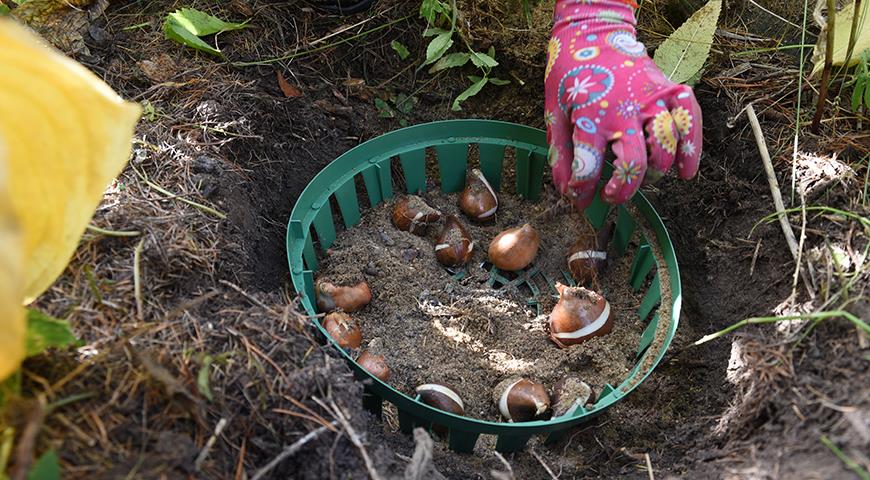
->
<box><xmin>12</xmin><ymin>0</ymin><xmax>870</xmax><ymax>479</ymax></box>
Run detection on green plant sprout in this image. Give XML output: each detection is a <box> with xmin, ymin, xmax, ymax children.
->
<box><xmin>850</xmin><ymin>49</ymin><xmax>870</xmax><ymax>112</ymax></box>
<box><xmin>418</xmin><ymin>0</ymin><xmax>510</xmax><ymax>110</ymax></box>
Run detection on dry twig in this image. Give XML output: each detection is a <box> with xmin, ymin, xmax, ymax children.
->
<box><xmin>250</xmin><ymin>421</ymin><xmax>338</xmax><ymax>480</ymax></box>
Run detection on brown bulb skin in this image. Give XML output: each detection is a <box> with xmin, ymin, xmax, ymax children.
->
<box><xmin>488</xmin><ymin>223</ymin><xmax>540</xmax><ymax>271</ymax></box>
<box><xmin>549</xmin><ymin>283</ymin><xmax>613</xmax><ymax>348</ymax></box>
<box><xmin>434</xmin><ymin>216</ymin><xmax>474</xmax><ymax>267</ymax></box>
<box><xmin>322</xmin><ymin>312</ymin><xmax>362</xmax><ymax>349</ymax></box>
<box><xmin>356</xmin><ymin>350</ymin><xmax>390</xmax><ymax>382</ymax></box>
<box><xmin>316</xmin><ymin>281</ymin><xmax>372</xmax><ymax>313</ymax></box>
<box><xmin>416</xmin><ymin>383</ymin><xmax>465</xmax><ymax>435</ymax></box>
<box><xmin>391</xmin><ymin>195</ymin><xmax>441</xmax><ymax>235</ymax></box>
<box><xmin>494</xmin><ymin>377</ymin><xmax>550</xmax><ymax>422</ymax></box>
<box><xmin>551</xmin><ymin>376</ymin><xmax>595</xmax><ymax>417</ymax></box>
<box><xmin>459</xmin><ymin>169</ymin><xmax>498</xmax><ymax>222</ymax></box>
<box><xmin>567</xmin><ymin>222</ymin><xmax>613</xmax><ymax>286</ymax></box>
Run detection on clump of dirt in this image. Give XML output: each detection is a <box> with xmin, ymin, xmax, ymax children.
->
<box><xmin>317</xmin><ymin>184</ymin><xmax>647</xmax><ymax>421</ymax></box>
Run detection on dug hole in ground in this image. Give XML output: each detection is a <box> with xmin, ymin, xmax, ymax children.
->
<box><xmin>8</xmin><ymin>0</ymin><xmax>870</xmax><ymax>478</ymax></box>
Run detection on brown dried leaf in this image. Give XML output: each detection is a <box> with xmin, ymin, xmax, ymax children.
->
<box><xmin>276</xmin><ymin>71</ymin><xmax>302</xmax><ymax>98</ymax></box>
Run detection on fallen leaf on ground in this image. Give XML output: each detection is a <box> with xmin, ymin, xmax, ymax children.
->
<box><xmin>276</xmin><ymin>71</ymin><xmax>302</xmax><ymax>98</ymax></box>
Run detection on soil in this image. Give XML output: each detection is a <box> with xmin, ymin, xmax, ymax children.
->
<box><xmin>316</xmin><ymin>187</ymin><xmax>647</xmax><ymax>422</ymax></box>
<box><xmin>9</xmin><ymin>0</ymin><xmax>870</xmax><ymax>479</ymax></box>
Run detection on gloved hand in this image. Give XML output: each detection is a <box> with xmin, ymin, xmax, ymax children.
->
<box><xmin>545</xmin><ymin>0</ymin><xmax>703</xmax><ymax>211</ymax></box>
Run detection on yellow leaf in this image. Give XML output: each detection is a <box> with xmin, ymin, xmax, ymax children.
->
<box><xmin>0</xmin><ymin>19</ymin><xmax>141</xmax><ymax>305</ymax></box>
<box><xmin>811</xmin><ymin>0</ymin><xmax>870</xmax><ymax>77</ymax></box>
<box><xmin>0</xmin><ymin>156</ymin><xmax>25</xmax><ymax>381</ymax></box>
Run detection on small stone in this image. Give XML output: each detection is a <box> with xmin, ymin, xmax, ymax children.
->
<box><xmin>192</xmin><ymin>155</ymin><xmax>221</xmax><ymax>174</ymax></box>
<box><xmin>401</xmin><ymin>248</ymin><xmax>418</xmax><ymax>262</ymax></box>
<box><xmin>364</xmin><ymin>262</ymin><xmax>380</xmax><ymax>277</ymax></box>
<box><xmin>377</xmin><ymin>230</ymin><xmax>396</xmax><ymax>246</ymax></box>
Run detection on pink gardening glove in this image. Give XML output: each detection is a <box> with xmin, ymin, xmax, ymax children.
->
<box><xmin>545</xmin><ymin>0</ymin><xmax>703</xmax><ymax>211</ymax></box>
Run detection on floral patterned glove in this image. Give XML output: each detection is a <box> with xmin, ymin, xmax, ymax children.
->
<box><xmin>545</xmin><ymin>0</ymin><xmax>703</xmax><ymax>211</ymax></box>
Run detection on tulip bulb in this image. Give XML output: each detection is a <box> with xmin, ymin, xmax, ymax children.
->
<box><xmin>322</xmin><ymin>312</ymin><xmax>362</xmax><ymax>349</ymax></box>
<box><xmin>488</xmin><ymin>223</ymin><xmax>540</xmax><ymax>271</ymax></box>
<box><xmin>416</xmin><ymin>383</ymin><xmax>465</xmax><ymax>434</ymax></box>
<box><xmin>551</xmin><ymin>376</ymin><xmax>595</xmax><ymax>417</ymax></box>
<box><xmin>356</xmin><ymin>350</ymin><xmax>390</xmax><ymax>381</ymax></box>
<box><xmin>316</xmin><ymin>281</ymin><xmax>372</xmax><ymax>313</ymax></box>
<box><xmin>549</xmin><ymin>283</ymin><xmax>613</xmax><ymax>348</ymax></box>
<box><xmin>567</xmin><ymin>223</ymin><xmax>613</xmax><ymax>286</ymax></box>
<box><xmin>459</xmin><ymin>168</ymin><xmax>498</xmax><ymax>222</ymax></box>
<box><xmin>391</xmin><ymin>195</ymin><xmax>441</xmax><ymax>235</ymax></box>
<box><xmin>494</xmin><ymin>377</ymin><xmax>550</xmax><ymax>422</ymax></box>
<box><xmin>434</xmin><ymin>216</ymin><xmax>474</xmax><ymax>266</ymax></box>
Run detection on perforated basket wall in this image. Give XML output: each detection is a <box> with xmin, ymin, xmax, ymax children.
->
<box><xmin>286</xmin><ymin>120</ymin><xmax>681</xmax><ymax>453</ymax></box>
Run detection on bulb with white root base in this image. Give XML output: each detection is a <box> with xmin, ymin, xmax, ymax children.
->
<box><xmin>548</xmin><ymin>283</ymin><xmax>613</xmax><ymax>348</ymax></box>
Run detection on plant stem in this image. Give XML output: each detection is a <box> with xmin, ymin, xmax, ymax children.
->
<box><xmin>835</xmin><ymin>0</ymin><xmax>864</xmax><ymax>91</ymax></box>
<box><xmin>792</xmin><ymin>0</ymin><xmax>811</xmax><ymax>203</ymax></box>
<box><xmin>820</xmin><ymin>435</ymin><xmax>870</xmax><ymax>480</ymax></box>
<box><xmin>86</xmin><ymin>225</ymin><xmax>141</xmax><ymax>237</ymax></box>
<box><xmin>231</xmin><ymin>16</ymin><xmax>411</xmax><ymax>67</ymax></box>
<box><xmin>694</xmin><ymin>310</ymin><xmax>870</xmax><ymax>345</ymax></box>
<box><xmin>134</xmin><ymin>238</ymin><xmax>145</xmax><ymax>322</ymax></box>
<box><xmin>811</xmin><ymin>0</ymin><xmax>837</xmax><ymax>133</ymax></box>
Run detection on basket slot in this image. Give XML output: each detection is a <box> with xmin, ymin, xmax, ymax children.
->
<box><xmin>302</xmin><ymin>270</ymin><xmax>316</xmax><ymax>313</ymax></box>
<box><xmin>515</xmin><ymin>148</ymin><xmax>531</xmax><ymax>199</ymax></box>
<box><xmin>594</xmin><ymin>383</ymin><xmax>619</xmax><ymax>407</ymax></box>
<box><xmin>636</xmin><ymin>313</ymin><xmax>659</xmax><ymax>357</ymax></box>
<box><xmin>478</xmin><ymin>143</ymin><xmax>506</xmax><ymax>191</ymax></box>
<box><xmin>637</xmin><ymin>274</ymin><xmax>661</xmax><ymax>322</ymax></box>
<box><xmin>302</xmin><ymin>232</ymin><xmax>318</xmax><ymax>271</ymax></box>
<box><xmin>377</xmin><ymin>160</ymin><xmax>394</xmax><ymax>200</ymax></box>
<box><xmin>435</xmin><ymin>143</ymin><xmax>469</xmax><ymax>193</ymax></box>
<box><xmin>613</xmin><ymin>205</ymin><xmax>636</xmax><ymax>257</ymax></box>
<box><xmin>516</xmin><ymin>149</ymin><xmax>547</xmax><ymax>201</ymax></box>
<box><xmin>399</xmin><ymin>149</ymin><xmax>427</xmax><ymax>194</ymax></box>
<box><xmin>362</xmin><ymin>387</ymin><xmax>383</xmax><ymax>417</ymax></box>
<box><xmin>629</xmin><ymin>243</ymin><xmax>654</xmax><ymax>291</ymax></box>
<box><xmin>495</xmin><ymin>433</ymin><xmax>532</xmax><ymax>453</ymax></box>
<box><xmin>448</xmin><ymin>429</ymin><xmax>480</xmax><ymax>453</ymax></box>
<box><xmin>545</xmin><ymin>406</ymin><xmax>589</xmax><ymax>444</ymax></box>
<box><xmin>398</xmin><ymin>408</ymin><xmax>432</xmax><ymax>434</ymax></box>
<box><xmin>361</xmin><ymin>165</ymin><xmax>384</xmax><ymax>207</ymax></box>
<box><xmin>585</xmin><ymin>192</ymin><xmax>610</xmax><ymax>229</ymax></box>
<box><xmin>334</xmin><ymin>181</ymin><xmax>361</xmax><ymax>229</ymax></box>
<box><xmin>312</xmin><ymin>203</ymin><xmax>337</xmax><ymax>251</ymax></box>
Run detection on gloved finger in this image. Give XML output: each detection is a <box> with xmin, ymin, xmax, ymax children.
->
<box><xmin>566</xmin><ymin>123</ymin><xmax>607</xmax><ymax>211</ymax></box>
<box><xmin>602</xmin><ymin>125</ymin><xmax>647</xmax><ymax>204</ymax></box>
<box><xmin>643</xmin><ymin>103</ymin><xmax>678</xmax><ymax>184</ymax></box>
<box><xmin>546</xmin><ymin>107</ymin><xmax>575</xmax><ymax>196</ymax></box>
<box><xmin>666</xmin><ymin>85</ymin><xmax>702</xmax><ymax>179</ymax></box>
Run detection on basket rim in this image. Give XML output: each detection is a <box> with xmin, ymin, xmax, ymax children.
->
<box><xmin>285</xmin><ymin>119</ymin><xmax>682</xmax><ymax>435</ymax></box>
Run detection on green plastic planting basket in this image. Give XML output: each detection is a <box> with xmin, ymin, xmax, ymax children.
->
<box><xmin>286</xmin><ymin>120</ymin><xmax>681</xmax><ymax>453</ymax></box>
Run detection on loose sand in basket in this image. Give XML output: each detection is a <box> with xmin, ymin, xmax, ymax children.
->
<box><xmin>317</xmin><ymin>186</ymin><xmax>646</xmax><ymax>422</ymax></box>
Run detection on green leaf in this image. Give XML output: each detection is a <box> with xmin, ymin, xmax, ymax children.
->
<box><xmin>0</xmin><ymin>5</ymin><xmax>10</xmax><ymax>16</ymax></box>
<box><xmin>374</xmin><ymin>98</ymin><xmax>394</xmax><ymax>118</ymax></box>
<box><xmin>166</xmin><ymin>8</ymin><xmax>247</xmax><ymax>36</ymax></box>
<box><xmin>853</xmin><ymin>78</ymin><xmax>866</xmax><ymax>111</ymax></box>
<box><xmin>395</xmin><ymin>93</ymin><xmax>416</xmax><ymax>114</ymax></box>
<box><xmin>163</xmin><ymin>17</ymin><xmax>222</xmax><ymax>56</ymax></box>
<box><xmin>428</xmin><ymin>52</ymin><xmax>471</xmax><ymax>73</ymax></box>
<box><xmin>25</xmin><ymin>309</ymin><xmax>78</xmax><ymax>357</ymax></box>
<box><xmin>163</xmin><ymin>8</ymin><xmax>248</xmax><ymax>57</ymax></box>
<box><xmin>865</xmin><ymin>75</ymin><xmax>870</xmax><ymax>108</ymax></box>
<box><xmin>470</xmin><ymin>51</ymin><xmax>498</xmax><ymax>68</ymax></box>
<box><xmin>197</xmin><ymin>355</ymin><xmax>214</xmax><ymax>401</ymax></box>
<box><xmin>423</xmin><ymin>27</ymin><xmax>447</xmax><ymax>38</ymax></box>
<box><xmin>488</xmin><ymin>77</ymin><xmax>511</xmax><ymax>86</ymax></box>
<box><xmin>811</xmin><ymin>1</ymin><xmax>870</xmax><ymax>76</ymax></box>
<box><xmin>653</xmin><ymin>0</ymin><xmax>722</xmax><ymax>84</ymax></box>
<box><xmin>26</xmin><ymin>450</ymin><xmax>59</xmax><ymax>480</ymax></box>
<box><xmin>425</xmin><ymin>31</ymin><xmax>453</xmax><ymax>65</ymax></box>
<box><xmin>452</xmin><ymin>77</ymin><xmax>488</xmax><ymax>111</ymax></box>
<box><xmin>488</xmin><ymin>46</ymin><xmax>496</xmax><ymax>58</ymax></box>
<box><xmin>391</xmin><ymin>40</ymin><xmax>410</xmax><ymax>60</ymax></box>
